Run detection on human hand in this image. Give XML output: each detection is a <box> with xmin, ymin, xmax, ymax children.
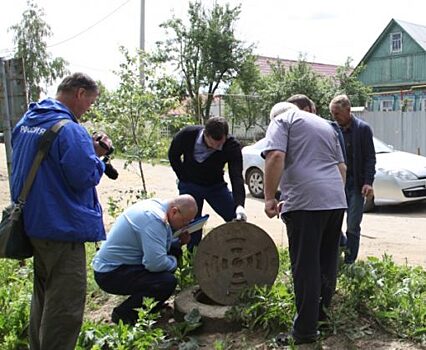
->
<box><xmin>361</xmin><ymin>184</ymin><xmax>374</xmax><ymax>198</ymax></box>
<box><xmin>179</xmin><ymin>231</ymin><xmax>191</xmax><ymax>245</ymax></box>
<box><xmin>235</xmin><ymin>205</ymin><xmax>247</xmax><ymax>221</ymax></box>
<box><xmin>93</xmin><ymin>132</ymin><xmax>113</xmax><ymax>157</ymax></box>
<box><xmin>264</xmin><ymin>198</ymin><xmax>279</xmax><ymax>218</ymax></box>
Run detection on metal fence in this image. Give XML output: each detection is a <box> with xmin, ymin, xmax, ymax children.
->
<box><xmin>230</xmin><ymin>110</ymin><xmax>426</xmax><ymax>155</ymax></box>
<box><xmin>356</xmin><ymin>111</ymin><xmax>426</xmax><ymax>155</ymax></box>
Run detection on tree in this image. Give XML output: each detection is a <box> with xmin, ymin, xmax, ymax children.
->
<box><xmin>9</xmin><ymin>0</ymin><xmax>68</xmax><ymax>102</ymax></box>
<box><xmin>255</xmin><ymin>56</ymin><xmax>335</xmax><ymax>118</ymax></box>
<box><xmin>157</xmin><ymin>1</ymin><xmax>253</xmax><ymax>123</ymax></box>
<box><xmin>333</xmin><ymin>58</ymin><xmax>372</xmax><ymax>107</ymax></box>
<box><xmin>224</xmin><ymin>55</ymin><xmax>265</xmax><ymax>136</ymax></box>
<box><xmin>89</xmin><ymin>47</ymin><xmax>191</xmax><ymax>194</ymax></box>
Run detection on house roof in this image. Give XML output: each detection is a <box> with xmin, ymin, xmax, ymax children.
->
<box><xmin>356</xmin><ymin>18</ymin><xmax>426</xmax><ymax>67</ymax></box>
<box><xmin>396</xmin><ymin>19</ymin><xmax>426</xmax><ymax>51</ymax></box>
<box><xmin>255</xmin><ymin>55</ymin><xmax>339</xmax><ymax>78</ymax></box>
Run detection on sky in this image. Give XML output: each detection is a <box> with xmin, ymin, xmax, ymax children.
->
<box><xmin>1</xmin><ymin>0</ymin><xmax>426</xmax><ymax>94</ymax></box>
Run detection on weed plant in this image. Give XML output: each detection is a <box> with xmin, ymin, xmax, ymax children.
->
<box><xmin>228</xmin><ymin>249</ymin><xmax>295</xmax><ymax>335</ymax></box>
<box><xmin>228</xmin><ymin>250</ymin><xmax>426</xmax><ymax>345</ymax></box>
<box><xmin>337</xmin><ymin>255</ymin><xmax>426</xmax><ymax>344</ymax></box>
<box><xmin>0</xmin><ymin>260</ymin><xmax>32</xmax><ymax>349</ymax></box>
<box><xmin>1</xmin><ymin>245</ymin><xmax>424</xmax><ymax>348</ymax></box>
<box><xmin>77</xmin><ymin>299</ymin><xmax>165</xmax><ymax>349</ymax></box>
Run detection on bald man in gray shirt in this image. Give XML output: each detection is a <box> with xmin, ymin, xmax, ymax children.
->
<box><xmin>262</xmin><ymin>94</ymin><xmax>347</xmax><ymax>346</ymax></box>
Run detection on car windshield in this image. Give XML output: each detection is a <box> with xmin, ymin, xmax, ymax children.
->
<box><xmin>373</xmin><ymin>137</ymin><xmax>393</xmax><ymax>154</ymax></box>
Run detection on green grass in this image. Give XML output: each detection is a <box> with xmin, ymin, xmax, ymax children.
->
<box><xmin>0</xmin><ymin>247</ymin><xmax>424</xmax><ymax>348</ymax></box>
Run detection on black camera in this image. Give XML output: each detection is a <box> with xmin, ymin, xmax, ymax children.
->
<box><xmin>94</xmin><ymin>133</ymin><xmax>118</xmax><ymax>180</ymax></box>
<box><xmin>96</xmin><ymin>136</ymin><xmax>115</xmax><ymax>156</ymax></box>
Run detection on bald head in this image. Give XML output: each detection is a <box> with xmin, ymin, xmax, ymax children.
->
<box><xmin>269</xmin><ymin>102</ymin><xmax>299</xmax><ymax>120</ymax></box>
<box><xmin>172</xmin><ymin>195</ymin><xmax>198</xmax><ymax>217</ymax></box>
<box><xmin>167</xmin><ymin>195</ymin><xmax>198</xmax><ymax>230</ymax></box>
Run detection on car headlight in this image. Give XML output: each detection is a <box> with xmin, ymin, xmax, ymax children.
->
<box><xmin>379</xmin><ymin>168</ymin><xmax>418</xmax><ymax>180</ymax></box>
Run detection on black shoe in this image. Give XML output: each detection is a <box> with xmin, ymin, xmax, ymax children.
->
<box><xmin>275</xmin><ymin>332</ymin><xmax>318</xmax><ymax>346</ymax></box>
<box><xmin>111</xmin><ymin>308</ymin><xmax>137</xmax><ymax>325</ymax></box>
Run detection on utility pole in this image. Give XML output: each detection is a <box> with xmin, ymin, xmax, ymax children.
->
<box><xmin>0</xmin><ymin>58</ymin><xmax>28</xmax><ymax>200</ymax></box>
<box><xmin>0</xmin><ymin>58</ymin><xmax>13</xmax><ymax>196</ymax></box>
<box><xmin>139</xmin><ymin>0</ymin><xmax>145</xmax><ymax>86</ymax></box>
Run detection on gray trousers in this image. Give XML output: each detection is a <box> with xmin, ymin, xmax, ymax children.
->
<box><xmin>29</xmin><ymin>238</ymin><xmax>86</xmax><ymax>350</ymax></box>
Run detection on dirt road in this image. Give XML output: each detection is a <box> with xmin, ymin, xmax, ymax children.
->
<box><xmin>1</xmin><ymin>144</ymin><xmax>425</xmax><ymax>267</ymax></box>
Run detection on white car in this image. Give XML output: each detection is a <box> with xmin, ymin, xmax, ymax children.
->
<box><xmin>242</xmin><ymin>137</ymin><xmax>426</xmax><ymax>210</ymax></box>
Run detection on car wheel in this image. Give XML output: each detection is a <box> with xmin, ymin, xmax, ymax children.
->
<box><xmin>247</xmin><ymin>168</ymin><xmax>264</xmax><ymax>198</ymax></box>
<box><xmin>363</xmin><ymin>196</ymin><xmax>375</xmax><ymax>212</ymax></box>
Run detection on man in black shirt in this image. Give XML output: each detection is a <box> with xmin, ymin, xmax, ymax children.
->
<box><xmin>168</xmin><ymin>117</ymin><xmax>247</xmax><ymax>249</ymax></box>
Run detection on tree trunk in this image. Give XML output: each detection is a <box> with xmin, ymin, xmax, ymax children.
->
<box><xmin>138</xmin><ymin>160</ymin><xmax>147</xmax><ymax>193</ymax></box>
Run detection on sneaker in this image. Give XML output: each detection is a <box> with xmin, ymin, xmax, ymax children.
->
<box><xmin>275</xmin><ymin>332</ymin><xmax>318</xmax><ymax>346</ymax></box>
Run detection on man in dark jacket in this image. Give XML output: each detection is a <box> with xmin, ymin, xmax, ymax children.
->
<box><xmin>168</xmin><ymin>117</ymin><xmax>246</xmax><ymax>250</ymax></box>
<box><xmin>11</xmin><ymin>72</ymin><xmax>112</xmax><ymax>350</ymax></box>
<box><xmin>330</xmin><ymin>94</ymin><xmax>376</xmax><ymax>263</ymax></box>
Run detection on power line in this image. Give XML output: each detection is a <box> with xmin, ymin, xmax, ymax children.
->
<box><xmin>47</xmin><ymin>0</ymin><xmax>133</xmax><ymax>48</ymax></box>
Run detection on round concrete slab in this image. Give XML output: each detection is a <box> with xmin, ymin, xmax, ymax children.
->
<box><xmin>194</xmin><ymin>221</ymin><xmax>279</xmax><ymax>305</ymax></box>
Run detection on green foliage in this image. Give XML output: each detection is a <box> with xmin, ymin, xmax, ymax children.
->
<box><xmin>174</xmin><ymin>249</ymin><xmax>197</xmax><ymax>292</ymax></box>
<box><xmin>157</xmin><ymin>1</ymin><xmax>254</xmax><ymax>123</ymax></box>
<box><xmin>226</xmin><ymin>55</ymin><xmax>372</xmax><ymax>128</ymax></box>
<box><xmin>77</xmin><ymin>299</ymin><xmax>165</xmax><ymax>349</ymax></box>
<box><xmin>338</xmin><ymin>255</ymin><xmax>426</xmax><ymax>343</ymax></box>
<box><xmin>0</xmin><ymin>261</ymin><xmax>32</xmax><ymax>349</ymax></box>
<box><xmin>228</xmin><ymin>249</ymin><xmax>294</xmax><ymax>335</ymax></box>
<box><xmin>227</xmin><ymin>249</ymin><xmax>425</xmax><ymax>346</ymax></box>
<box><xmin>163</xmin><ymin>308</ymin><xmax>202</xmax><ymax>348</ymax></box>
<box><xmin>225</xmin><ymin>56</ymin><xmax>265</xmax><ymax>135</ymax></box>
<box><xmin>9</xmin><ymin>0</ymin><xmax>68</xmax><ymax>102</ymax></box>
<box><xmin>107</xmin><ymin>188</ymin><xmax>153</xmax><ymax>219</ymax></box>
<box><xmin>256</xmin><ymin>55</ymin><xmax>335</xmax><ymax>118</ymax></box>
<box><xmin>332</xmin><ymin>57</ymin><xmax>372</xmax><ymax>108</ymax></box>
<box><xmin>88</xmin><ymin>47</ymin><xmax>184</xmax><ymax>193</ymax></box>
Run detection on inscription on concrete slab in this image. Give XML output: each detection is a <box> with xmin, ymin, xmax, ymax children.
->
<box><xmin>194</xmin><ymin>221</ymin><xmax>279</xmax><ymax>305</ymax></box>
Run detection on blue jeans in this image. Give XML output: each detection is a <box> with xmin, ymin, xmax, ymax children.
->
<box><xmin>345</xmin><ymin>176</ymin><xmax>365</xmax><ymax>264</ymax></box>
<box><xmin>178</xmin><ymin>181</ymin><xmax>235</xmax><ymax>250</ymax></box>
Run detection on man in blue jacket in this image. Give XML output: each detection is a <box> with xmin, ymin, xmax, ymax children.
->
<box><xmin>92</xmin><ymin>195</ymin><xmax>197</xmax><ymax>325</ymax></box>
<box><xmin>330</xmin><ymin>95</ymin><xmax>376</xmax><ymax>264</ymax></box>
<box><xmin>11</xmin><ymin>72</ymin><xmax>112</xmax><ymax>350</ymax></box>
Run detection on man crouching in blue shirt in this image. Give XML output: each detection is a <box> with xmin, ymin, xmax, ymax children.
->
<box><xmin>92</xmin><ymin>195</ymin><xmax>197</xmax><ymax>324</ymax></box>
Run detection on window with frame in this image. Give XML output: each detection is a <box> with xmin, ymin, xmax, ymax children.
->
<box><xmin>421</xmin><ymin>99</ymin><xmax>426</xmax><ymax>111</ymax></box>
<box><xmin>380</xmin><ymin>100</ymin><xmax>394</xmax><ymax>112</ymax></box>
<box><xmin>390</xmin><ymin>32</ymin><xmax>402</xmax><ymax>53</ymax></box>
<box><xmin>401</xmin><ymin>98</ymin><xmax>414</xmax><ymax>111</ymax></box>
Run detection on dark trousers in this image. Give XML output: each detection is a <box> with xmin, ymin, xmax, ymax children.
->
<box><xmin>30</xmin><ymin>238</ymin><xmax>86</xmax><ymax>350</ymax></box>
<box><xmin>94</xmin><ymin>264</ymin><xmax>177</xmax><ymax>324</ymax></box>
<box><xmin>282</xmin><ymin>209</ymin><xmax>345</xmax><ymax>341</ymax></box>
<box><xmin>178</xmin><ymin>181</ymin><xmax>235</xmax><ymax>249</ymax></box>
<box><xmin>345</xmin><ymin>176</ymin><xmax>365</xmax><ymax>263</ymax></box>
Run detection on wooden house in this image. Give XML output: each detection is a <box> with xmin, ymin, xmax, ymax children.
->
<box><xmin>357</xmin><ymin>19</ymin><xmax>426</xmax><ymax>111</ymax></box>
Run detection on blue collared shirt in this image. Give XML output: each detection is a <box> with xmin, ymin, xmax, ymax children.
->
<box><xmin>92</xmin><ymin>199</ymin><xmax>177</xmax><ymax>273</ymax></box>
